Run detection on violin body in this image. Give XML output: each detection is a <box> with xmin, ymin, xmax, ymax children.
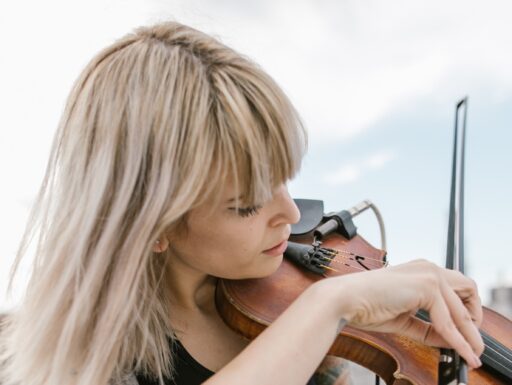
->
<box><xmin>215</xmin><ymin>233</ymin><xmax>512</xmax><ymax>384</ymax></box>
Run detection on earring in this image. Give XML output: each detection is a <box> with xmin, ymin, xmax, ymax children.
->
<box><xmin>153</xmin><ymin>238</ymin><xmax>168</xmax><ymax>253</ymax></box>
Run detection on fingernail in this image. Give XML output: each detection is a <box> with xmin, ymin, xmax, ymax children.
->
<box><xmin>473</xmin><ymin>354</ymin><xmax>482</xmax><ymax>367</ymax></box>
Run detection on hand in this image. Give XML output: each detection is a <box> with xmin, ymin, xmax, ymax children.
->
<box><xmin>326</xmin><ymin>259</ymin><xmax>484</xmax><ymax>368</ymax></box>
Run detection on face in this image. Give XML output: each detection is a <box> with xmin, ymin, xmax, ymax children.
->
<box><xmin>166</xmin><ymin>183</ymin><xmax>300</xmax><ymax>279</ymax></box>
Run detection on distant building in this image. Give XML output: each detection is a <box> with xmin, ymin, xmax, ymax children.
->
<box><xmin>488</xmin><ymin>285</ymin><xmax>512</xmax><ymax>320</ymax></box>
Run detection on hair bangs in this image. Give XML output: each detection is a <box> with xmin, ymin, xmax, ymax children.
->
<box><xmin>205</xmin><ymin>64</ymin><xmax>307</xmax><ymax>209</ymax></box>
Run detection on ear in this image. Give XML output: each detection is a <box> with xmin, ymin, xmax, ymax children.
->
<box><xmin>152</xmin><ymin>237</ymin><xmax>170</xmax><ymax>253</ymax></box>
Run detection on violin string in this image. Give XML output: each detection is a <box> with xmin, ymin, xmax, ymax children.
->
<box><xmin>317</xmin><ymin>263</ymin><xmax>373</xmax><ymax>274</ymax></box>
<box><xmin>320</xmin><ymin>259</ymin><xmax>383</xmax><ymax>273</ymax></box>
<box><xmin>320</xmin><ymin>265</ymin><xmax>340</xmax><ymax>273</ymax></box>
<box><xmin>479</xmin><ymin>333</ymin><xmax>512</xmax><ymax>374</ymax></box>
<box><xmin>322</xmin><ymin>248</ymin><xmax>387</xmax><ymax>265</ymax></box>
<box><xmin>320</xmin><ymin>247</ymin><xmax>383</xmax><ymax>261</ymax></box>
<box><xmin>325</xmin><ymin>255</ymin><xmax>386</xmax><ymax>267</ymax></box>
<box><xmin>482</xmin><ymin>349</ymin><xmax>512</xmax><ymax>374</ymax></box>
<box><xmin>312</xmin><ymin>252</ymin><xmax>386</xmax><ymax>272</ymax></box>
<box><xmin>476</xmin><ymin>344</ymin><xmax>512</xmax><ymax>380</ymax></box>
<box><xmin>309</xmin><ymin>247</ymin><xmax>512</xmax><ymax>377</ymax></box>
<box><xmin>316</xmin><ymin>253</ymin><xmax>386</xmax><ymax>265</ymax></box>
<box><xmin>321</xmin><ymin>252</ymin><xmax>386</xmax><ymax>267</ymax></box>
<box><xmin>315</xmin><ymin>260</ymin><xmax>512</xmax><ymax>376</ymax></box>
<box><xmin>483</xmin><ymin>331</ymin><xmax>511</xmax><ymax>360</ymax></box>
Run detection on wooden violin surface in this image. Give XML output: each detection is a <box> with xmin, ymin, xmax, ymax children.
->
<box><xmin>216</xmin><ymin>233</ymin><xmax>512</xmax><ymax>384</ymax></box>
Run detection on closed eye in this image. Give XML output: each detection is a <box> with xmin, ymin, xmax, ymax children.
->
<box><xmin>229</xmin><ymin>205</ymin><xmax>262</xmax><ymax>217</ymax></box>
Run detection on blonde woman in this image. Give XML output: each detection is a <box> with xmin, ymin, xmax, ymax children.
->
<box><xmin>0</xmin><ymin>21</ymin><xmax>483</xmax><ymax>385</ymax></box>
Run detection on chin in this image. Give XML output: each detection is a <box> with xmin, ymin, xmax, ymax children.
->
<box><xmin>219</xmin><ymin>254</ymin><xmax>284</xmax><ymax>280</ymax></box>
<box><xmin>250</xmin><ymin>253</ymin><xmax>284</xmax><ymax>278</ymax></box>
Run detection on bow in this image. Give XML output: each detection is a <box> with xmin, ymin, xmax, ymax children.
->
<box><xmin>438</xmin><ymin>97</ymin><xmax>469</xmax><ymax>385</ymax></box>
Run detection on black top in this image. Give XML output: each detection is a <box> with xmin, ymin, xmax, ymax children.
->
<box><xmin>136</xmin><ymin>339</ymin><xmax>316</xmax><ymax>385</ymax></box>
<box><xmin>135</xmin><ymin>339</ymin><xmax>211</xmax><ymax>385</ymax></box>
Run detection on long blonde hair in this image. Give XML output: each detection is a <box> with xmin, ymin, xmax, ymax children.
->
<box><xmin>0</xmin><ymin>21</ymin><xmax>306</xmax><ymax>385</ymax></box>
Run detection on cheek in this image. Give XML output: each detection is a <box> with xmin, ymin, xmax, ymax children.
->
<box><xmin>191</xmin><ymin>223</ymin><xmax>267</xmax><ymax>272</ymax></box>
<box><xmin>187</xmin><ymin>220</ymin><xmax>253</xmax><ymax>253</ymax></box>
<box><xmin>205</xmin><ymin>224</ymin><xmax>262</xmax><ymax>261</ymax></box>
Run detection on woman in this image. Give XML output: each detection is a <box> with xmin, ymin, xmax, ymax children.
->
<box><xmin>0</xmin><ymin>21</ymin><xmax>483</xmax><ymax>385</ymax></box>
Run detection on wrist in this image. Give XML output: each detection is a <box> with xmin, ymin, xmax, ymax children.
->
<box><xmin>310</xmin><ymin>277</ymin><xmax>358</xmax><ymax>327</ymax></box>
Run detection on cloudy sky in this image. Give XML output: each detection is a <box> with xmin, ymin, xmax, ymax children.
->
<box><xmin>1</xmin><ymin>0</ymin><xmax>511</xmax><ymax>310</ymax></box>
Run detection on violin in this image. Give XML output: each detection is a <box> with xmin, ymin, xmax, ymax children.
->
<box><xmin>215</xmin><ymin>98</ymin><xmax>512</xmax><ymax>384</ymax></box>
<box><xmin>216</xmin><ymin>232</ymin><xmax>512</xmax><ymax>384</ymax></box>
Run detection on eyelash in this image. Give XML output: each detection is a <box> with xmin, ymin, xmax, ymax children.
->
<box><xmin>231</xmin><ymin>205</ymin><xmax>262</xmax><ymax>218</ymax></box>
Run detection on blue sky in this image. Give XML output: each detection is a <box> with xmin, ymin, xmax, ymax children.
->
<box><xmin>1</xmin><ymin>0</ymin><xmax>511</xmax><ymax>310</ymax></box>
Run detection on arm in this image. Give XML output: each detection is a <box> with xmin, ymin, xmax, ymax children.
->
<box><xmin>205</xmin><ymin>260</ymin><xmax>484</xmax><ymax>385</ymax></box>
<box><xmin>206</xmin><ymin>281</ymin><xmax>349</xmax><ymax>384</ymax></box>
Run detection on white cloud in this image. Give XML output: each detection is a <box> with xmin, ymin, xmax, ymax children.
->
<box><xmin>2</xmin><ymin>0</ymin><xmax>512</xmax><ymax>309</ymax></box>
<box><xmin>365</xmin><ymin>150</ymin><xmax>396</xmax><ymax>169</ymax></box>
<box><xmin>171</xmin><ymin>0</ymin><xmax>512</xmax><ymax>141</ymax></box>
<box><xmin>325</xmin><ymin>164</ymin><xmax>361</xmax><ymax>185</ymax></box>
<box><xmin>324</xmin><ymin>150</ymin><xmax>396</xmax><ymax>185</ymax></box>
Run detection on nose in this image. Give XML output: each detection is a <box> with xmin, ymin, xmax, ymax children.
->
<box><xmin>268</xmin><ymin>184</ymin><xmax>301</xmax><ymax>227</ymax></box>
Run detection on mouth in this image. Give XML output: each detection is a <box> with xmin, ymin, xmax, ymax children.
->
<box><xmin>262</xmin><ymin>239</ymin><xmax>288</xmax><ymax>256</ymax></box>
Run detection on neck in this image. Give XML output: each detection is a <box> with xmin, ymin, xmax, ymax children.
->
<box><xmin>165</xmin><ymin>252</ymin><xmax>217</xmax><ymax>313</ymax></box>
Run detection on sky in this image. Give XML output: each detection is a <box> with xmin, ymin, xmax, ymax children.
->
<box><xmin>1</xmin><ymin>0</ymin><xmax>511</xmax><ymax>311</ymax></box>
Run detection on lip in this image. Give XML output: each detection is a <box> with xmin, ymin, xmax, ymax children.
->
<box><xmin>262</xmin><ymin>240</ymin><xmax>288</xmax><ymax>257</ymax></box>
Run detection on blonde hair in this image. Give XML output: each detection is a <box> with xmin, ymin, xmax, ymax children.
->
<box><xmin>0</xmin><ymin>21</ymin><xmax>306</xmax><ymax>385</ymax></box>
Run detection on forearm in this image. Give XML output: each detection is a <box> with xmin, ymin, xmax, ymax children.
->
<box><xmin>205</xmin><ymin>280</ymin><xmax>348</xmax><ymax>385</ymax></box>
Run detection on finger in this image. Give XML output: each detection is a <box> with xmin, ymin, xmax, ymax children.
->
<box><xmin>428</xmin><ymin>292</ymin><xmax>482</xmax><ymax>368</ymax></box>
<box><xmin>445</xmin><ymin>270</ymin><xmax>483</xmax><ymax>327</ymax></box>
<box><xmin>420</xmin><ymin>322</ymin><xmax>450</xmax><ymax>348</ymax></box>
<box><xmin>374</xmin><ymin>311</ymin><xmax>471</xmax><ymax>352</ymax></box>
<box><xmin>441</xmin><ymin>280</ymin><xmax>485</xmax><ymax>356</ymax></box>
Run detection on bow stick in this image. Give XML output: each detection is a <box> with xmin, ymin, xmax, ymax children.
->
<box><xmin>438</xmin><ymin>97</ymin><xmax>469</xmax><ymax>385</ymax></box>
